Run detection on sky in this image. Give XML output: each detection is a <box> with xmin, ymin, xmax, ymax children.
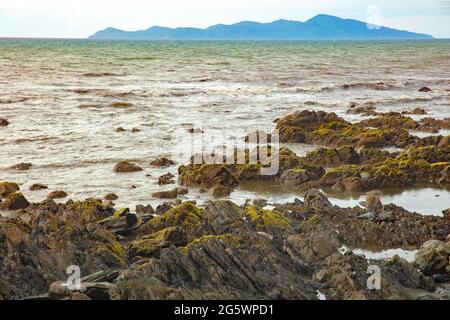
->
<box><xmin>0</xmin><ymin>0</ymin><xmax>449</xmax><ymax>38</ymax></box>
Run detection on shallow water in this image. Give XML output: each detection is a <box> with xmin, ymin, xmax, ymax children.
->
<box><xmin>0</xmin><ymin>39</ymin><xmax>449</xmax><ymax>211</ymax></box>
<box><xmin>339</xmin><ymin>246</ymin><xmax>417</xmax><ymax>263</ymax></box>
<box><xmin>232</xmin><ymin>181</ymin><xmax>450</xmax><ymax>216</ymax></box>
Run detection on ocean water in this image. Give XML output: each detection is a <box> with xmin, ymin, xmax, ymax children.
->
<box><xmin>0</xmin><ymin>39</ymin><xmax>449</xmax><ymax>213</ymax></box>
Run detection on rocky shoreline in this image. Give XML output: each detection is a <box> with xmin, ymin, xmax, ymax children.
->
<box><xmin>1</xmin><ymin>109</ymin><xmax>449</xmax><ymax>300</ymax></box>
<box><xmin>0</xmin><ymin>192</ymin><xmax>449</xmax><ymax>300</ymax></box>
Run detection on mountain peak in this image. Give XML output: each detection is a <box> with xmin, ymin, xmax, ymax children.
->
<box><xmin>306</xmin><ymin>14</ymin><xmax>344</xmax><ymax>24</ymax></box>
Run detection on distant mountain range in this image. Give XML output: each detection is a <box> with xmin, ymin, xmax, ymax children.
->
<box><xmin>89</xmin><ymin>14</ymin><xmax>433</xmax><ymax>41</ymax></box>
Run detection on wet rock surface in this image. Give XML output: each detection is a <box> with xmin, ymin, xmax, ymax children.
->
<box><xmin>113</xmin><ymin>161</ymin><xmax>143</xmax><ymax>173</ymax></box>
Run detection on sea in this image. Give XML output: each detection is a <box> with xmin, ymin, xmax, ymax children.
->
<box><xmin>0</xmin><ymin>39</ymin><xmax>449</xmax><ymax>215</ymax></box>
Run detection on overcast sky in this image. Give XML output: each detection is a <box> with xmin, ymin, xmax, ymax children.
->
<box><xmin>0</xmin><ymin>0</ymin><xmax>449</xmax><ymax>38</ymax></box>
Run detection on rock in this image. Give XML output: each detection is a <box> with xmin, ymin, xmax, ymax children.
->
<box><xmin>113</xmin><ymin>161</ymin><xmax>143</xmax><ymax>173</ymax></box>
<box><xmin>187</xmin><ymin>128</ymin><xmax>203</xmax><ymax>134</ymax></box>
<box><xmin>208</xmin><ymin>186</ymin><xmax>232</xmax><ymax>197</ymax></box>
<box><xmin>303</xmin><ymin>189</ymin><xmax>332</xmax><ymax>210</ymax></box>
<box><xmin>0</xmin><ymin>117</ymin><xmax>9</xmax><ymax>126</ymax></box>
<box><xmin>115</xmin><ymin>127</ymin><xmax>126</xmax><ymax>132</ymax></box>
<box><xmin>0</xmin><ymin>192</ymin><xmax>30</xmax><ymax>210</ymax></box>
<box><xmin>47</xmin><ymin>191</ymin><xmax>68</xmax><ymax>200</ymax></box>
<box><xmin>0</xmin><ymin>181</ymin><xmax>20</xmax><ymax>198</ymax></box>
<box><xmin>136</xmin><ymin>204</ymin><xmax>154</xmax><ymax>215</ymax></box>
<box><xmin>362</xmin><ymin>191</ymin><xmax>383</xmax><ymax>214</ymax></box>
<box><xmin>150</xmin><ymin>157</ymin><xmax>175</xmax><ymax>167</ymax></box>
<box><xmin>29</xmin><ymin>184</ymin><xmax>48</xmax><ymax>191</ymax></box>
<box><xmin>152</xmin><ymin>189</ymin><xmax>178</xmax><ymax>199</ymax></box>
<box><xmin>131</xmin><ymin>128</ymin><xmax>141</xmax><ymax>133</ymax></box>
<box><xmin>418</xmin><ymin>87</ymin><xmax>432</xmax><ymax>92</ymax></box>
<box><xmin>403</xmin><ymin>107</ymin><xmax>427</xmax><ymax>115</ymax></box>
<box><xmin>10</xmin><ymin>163</ymin><xmax>32</xmax><ymax>171</ymax></box>
<box><xmin>346</xmin><ymin>105</ymin><xmax>378</xmax><ymax>116</ymax></box>
<box><xmin>104</xmin><ymin>193</ymin><xmax>118</xmax><ymax>200</ymax></box>
<box><xmin>158</xmin><ymin>173</ymin><xmax>175</xmax><ymax>185</ymax></box>
<box><xmin>415</xmin><ymin>240</ymin><xmax>450</xmax><ymax>276</ymax></box>
<box><xmin>280</xmin><ymin>168</ymin><xmax>321</xmax><ymax>186</ymax></box>
<box><xmin>98</xmin><ymin>208</ymin><xmax>139</xmax><ymax>235</ymax></box>
<box><xmin>179</xmin><ymin>164</ymin><xmax>239</xmax><ymax>188</ymax></box>
<box><xmin>276</xmin><ymin>110</ymin><xmax>345</xmax><ymax>143</ymax></box>
<box><xmin>175</xmin><ymin>187</ymin><xmax>189</xmax><ymax>196</ymax></box>
<box><xmin>305</xmin><ymin>146</ymin><xmax>360</xmax><ymax>167</ymax></box>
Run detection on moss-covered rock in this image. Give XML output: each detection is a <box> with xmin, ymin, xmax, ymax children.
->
<box><xmin>139</xmin><ymin>202</ymin><xmax>205</xmax><ymax>241</ymax></box>
<box><xmin>0</xmin><ymin>182</ymin><xmax>20</xmax><ymax>198</ymax></box>
<box><xmin>179</xmin><ymin>164</ymin><xmax>239</xmax><ymax>188</ymax></box>
<box><xmin>276</xmin><ymin>110</ymin><xmax>345</xmax><ymax>143</ymax></box>
<box><xmin>0</xmin><ymin>192</ymin><xmax>30</xmax><ymax>210</ymax></box>
<box><xmin>244</xmin><ymin>205</ymin><xmax>291</xmax><ymax>232</ymax></box>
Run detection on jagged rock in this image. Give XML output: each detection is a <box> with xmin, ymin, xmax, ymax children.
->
<box><xmin>150</xmin><ymin>157</ymin><xmax>175</xmax><ymax>167</ymax></box>
<box><xmin>415</xmin><ymin>240</ymin><xmax>450</xmax><ymax>276</ymax></box>
<box><xmin>10</xmin><ymin>163</ymin><xmax>32</xmax><ymax>171</ymax></box>
<box><xmin>0</xmin><ymin>199</ymin><xmax>127</xmax><ymax>299</ymax></box>
<box><xmin>97</xmin><ymin>209</ymin><xmax>139</xmax><ymax>236</ymax></box>
<box><xmin>113</xmin><ymin>161</ymin><xmax>143</xmax><ymax>173</ymax></box>
<box><xmin>303</xmin><ymin>189</ymin><xmax>332</xmax><ymax>210</ymax></box>
<box><xmin>47</xmin><ymin>191</ymin><xmax>68</xmax><ymax>200</ymax></box>
<box><xmin>158</xmin><ymin>173</ymin><xmax>175</xmax><ymax>185</ymax></box>
<box><xmin>0</xmin><ymin>192</ymin><xmax>30</xmax><ymax>210</ymax></box>
<box><xmin>29</xmin><ymin>184</ymin><xmax>48</xmax><ymax>191</ymax></box>
<box><xmin>0</xmin><ymin>182</ymin><xmax>20</xmax><ymax>198</ymax></box>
